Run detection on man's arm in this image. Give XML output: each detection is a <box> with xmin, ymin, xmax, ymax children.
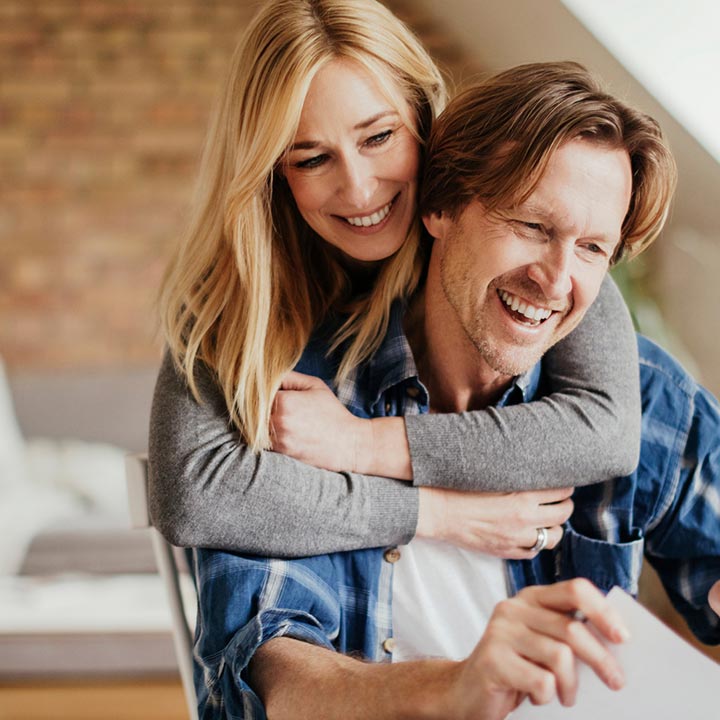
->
<box><xmin>250</xmin><ymin>580</ymin><xmax>628</xmax><ymax>720</ymax></box>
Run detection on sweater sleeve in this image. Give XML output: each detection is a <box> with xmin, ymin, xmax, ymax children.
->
<box><xmin>405</xmin><ymin>274</ymin><xmax>641</xmax><ymax>490</ymax></box>
<box><xmin>147</xmin><ymin>350</ymin><xmax>418</xmax><ymax>555</ymax></box>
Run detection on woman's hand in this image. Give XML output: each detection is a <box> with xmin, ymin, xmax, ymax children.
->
<box><xmin>271</xmin><ymin>372</ymin><xmax>372</xmax><ymax>473</ymax></box>
<box><xmin>416</xmin><ymin>485</ymin><xmax>574</xmax><ymax>559</ymax></box>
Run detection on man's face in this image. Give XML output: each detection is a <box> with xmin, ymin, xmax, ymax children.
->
<box><xmin>424</xmin><ymin>138</ymin><xmax>632</xmax><ymax>379</ymax></box>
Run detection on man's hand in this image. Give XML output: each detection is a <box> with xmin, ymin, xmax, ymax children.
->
<box><xmin>271</xmin><ymin>372</ymin><xmax>372</xmax><ymax>473</ymax></box>
<box><xmin>443</xmin><ymin>579</ymin><xmax>629</xmax><ymax>719</ymax></box>
<box><xmin>417</xmin><ymin>486</ymin><xmax>574</xmax><ymax>559</ymax></box>
<box><xmin>709</xmin><ymin>580</ymin><xmax>720</xmax><ymax>617</ymax></box>
<box><xmin>251</xmin><ymin>579</ymin><xmax>628</xmax><ymax>720</ymax></box>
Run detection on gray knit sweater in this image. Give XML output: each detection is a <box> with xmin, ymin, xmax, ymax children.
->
<box><xmin>148</xmin><ymin>276</ymin><xmax>639</xmax><ymax>555</ymax></box>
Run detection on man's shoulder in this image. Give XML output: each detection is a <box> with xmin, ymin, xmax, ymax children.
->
<box><xmin>637</xmin><ymin>335</ymin><xmax>697</xmax><ymax>394</ymax></box>
<box><xmin>637</xmin><ymin>333</ymin><xmax>720</xmax><ymax>441</ymax></box>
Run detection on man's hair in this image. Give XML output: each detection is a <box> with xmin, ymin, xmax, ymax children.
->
<box><xmin>420</xmin><ymin>61</ymin><xmax>677</xmax><ymax>262</ymax></box>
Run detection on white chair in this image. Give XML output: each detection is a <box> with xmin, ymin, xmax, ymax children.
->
<box><xmin>126</xmin><ymin>453</ymin><xmax>199</xmax><ymax>720</ymax></box>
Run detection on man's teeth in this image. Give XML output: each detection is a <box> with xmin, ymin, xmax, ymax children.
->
<box><xmin>499</xmin><ymin>290</ymin><xmax>552</xmax><ymax>323</ymax></box>
<box><xmin>345</xmin><ymin>201</ymin><xmax>392</xmax><ymax>227</ymax></box>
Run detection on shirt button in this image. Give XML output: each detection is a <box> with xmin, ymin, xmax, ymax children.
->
<box><xmin>406</xmin><ymin>386</ymin><xmax>419</xmax><ymax>399</ymax></box>
<box><xmin>384</xmin><ymin>401</ymin><xmax>391</xmax><ymax>414</ymax></box>
<box><xmin>383</xmin><ymin>548</ymin><xmax>401</xmax><ymax>563</ymax></box>
<box><xmin>383</xmin><ymin>637</ymin><xmax>396</xmax><ymax>653</ymax></box>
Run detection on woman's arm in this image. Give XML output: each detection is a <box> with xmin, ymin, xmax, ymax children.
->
<box><xmin>149</xmin><ymin>350</ymin><xmax>572</xmax><ymax>557</ymax></box>
<box><xmin>148</xmin><ymin>350</ymin><xmax>418</xmax><ymax>555</ymax></box>
<box><xmin>405</xmin><ymin>275</ymin><xmax>640</xmax><ymax>490</ymax></box>
<box><xmin>273</xmin><ymin>276</ymin><xmax>640</xmax><ymax>490</ymax></box>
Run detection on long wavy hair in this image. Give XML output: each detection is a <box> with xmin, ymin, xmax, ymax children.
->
<box><xmin>159</xmin><ymin>0</ymin><xmax>446</xmax><ymax>450</ymax></box>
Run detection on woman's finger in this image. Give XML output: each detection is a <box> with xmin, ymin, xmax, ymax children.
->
<box><xmin>536</xmin><ymin>497</ymin><xmax>574</xmax><ymax>527</ymax></box>
<box><xmin>530</xmin><ymin>486</ymin><xmax>575</xmax><ymax>504</ymax></box>
<box><xmin>517</xmin><ymin>525</ymin><xmax>563</xmax><ymax>554</ymax></box>
<box><xmin>279</xmin><ymin>371</ymin><xmax>326</xmax><ymax>391</ymax></box>
<box><xmin>543</xmin><ymin>524</ymin><xmax>564</xmax><ymax>550</ymax></box>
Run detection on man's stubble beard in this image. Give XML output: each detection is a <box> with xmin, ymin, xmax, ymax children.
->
<box><xmin>439</xmin><ymin>250</ymin><xmax>574</xmax><ymax>379</ymax></box>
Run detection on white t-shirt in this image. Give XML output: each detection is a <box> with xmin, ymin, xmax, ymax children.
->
<box><xmin>391</xmin><ymin>537</ymin><xmax>509</xmax><ymax>661</ymax></box>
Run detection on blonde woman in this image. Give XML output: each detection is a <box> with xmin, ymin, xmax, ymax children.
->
<box><xmin>149</xmin><ymin>0</ymin><xmax>641</xmax><ymax>558</ymax></box>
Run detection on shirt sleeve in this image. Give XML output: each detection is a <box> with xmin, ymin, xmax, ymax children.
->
<box><xmin>405</xmin><ymin>274</ymin><xmax>642</xmax><ymax>491</ymax></box>
<box><xmin>192</xmin><ymin>549</ymin><xmax>344</xmax><ymax>720</ymax></box>
<box><xmin>148</xmin><ymin>350</ymin><xmax>418</xmax><ymax>555</ymax></box>
<box><xmin>643</xmin><ymin>381</ymin><xmax>720</xmax><ymax>645</ymax></box>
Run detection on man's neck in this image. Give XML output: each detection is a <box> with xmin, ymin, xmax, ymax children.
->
<box><xmin>406</xmin><ymin>257</ymin><xmax>514</xmax><ymax>413</ymax></box>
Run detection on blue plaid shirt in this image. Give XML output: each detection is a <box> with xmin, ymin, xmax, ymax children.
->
<box><xmin>192</xmin><ymin>303</ymin><xmax>720</xmax><ymax>719</ymax></box>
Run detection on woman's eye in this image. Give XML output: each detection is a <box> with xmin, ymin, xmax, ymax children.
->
<box><xmin>295</xmin><ymin>154</ymin><xmax>329</xmax><ymax>169</ymax></box>
<box><xmin>366</xmin><ymin>130</ymin><xmax>392</xmax><ymax>146</ymax></box>
<box><xmin>522</xmin><ymin>222</ymin><xmax>543</xmax><ymax>232</ymax></box>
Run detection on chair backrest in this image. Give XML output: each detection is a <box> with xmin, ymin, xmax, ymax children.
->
<box><xmin>126</xmin><ymin>453</ymin><xmax>199</xmax><ymax>720</ymax></box>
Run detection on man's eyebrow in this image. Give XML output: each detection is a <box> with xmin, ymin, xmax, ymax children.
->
<box><xmin>288</xmin><ymin>110</ymin><xmax>399</xmax><ymax>152</ymax></box>
<box><xmin>512</xmin><ymin>202</ymin><xmax>619</xmax><ymax>243</ymax></box>
<box><xmin>513</xmin><ymin>201</ymin><xmax>551</xmax><ymax>218</ymax></box>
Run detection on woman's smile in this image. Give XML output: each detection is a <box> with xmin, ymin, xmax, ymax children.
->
<box><xmin>283</xmin><ymin>59</ymin><xmax>420</xmax><ymax>261</ymax></box>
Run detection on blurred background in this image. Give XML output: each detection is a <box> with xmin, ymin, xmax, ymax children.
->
<box><xmin>1</xmin><ymin>1</ymin><xmax>718</xmax><ymax>718</ymax></box>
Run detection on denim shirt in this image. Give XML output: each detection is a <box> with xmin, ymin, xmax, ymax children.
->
<box><xmin>192</xmin><ymin>305</ymin><xmax>720</xmax><ymax>719</ymax></box>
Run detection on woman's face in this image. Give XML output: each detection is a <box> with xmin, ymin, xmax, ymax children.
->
<box><xmin>283</xmin><ymin>59</ymin><xmax>421</xmax><ymax>263</ymax></box>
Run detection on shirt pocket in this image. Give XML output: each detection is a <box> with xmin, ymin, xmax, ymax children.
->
<box><xmin>555</xmin><ymin>524</ymin><xmax>645</xmax><ymax>596</ymax></box>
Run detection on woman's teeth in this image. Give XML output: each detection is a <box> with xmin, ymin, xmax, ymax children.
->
<box><xmin>499</xmin><ymin>290</ymin><xmax>552</xmax><ymax>324</ymax></box>
<box><xmin>345</xmin><ymin>200</ymin><xmax>392</xmax><ymax>227</ymax></box>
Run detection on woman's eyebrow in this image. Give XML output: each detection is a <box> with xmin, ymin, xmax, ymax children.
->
<box><xmin>353</xmin><ymin>109</ymin><xmax>399</xmax><ymax>131</ymax></box>
<box><xmin>288</xmin><ymin>110</ymin><xmax>400</xmax><ymax>152</ymax></box>
<box><xmin>288</xmin><ymin>140</ymin><xmax>321</xmax><ymax>151</ymax></box>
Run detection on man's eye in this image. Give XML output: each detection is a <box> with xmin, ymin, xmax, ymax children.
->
<box><xmin>513</xmin><ymin>220</ymin><xmax>544</xmax><ymax>234</ymax></box>
<box><xmin>366</xmin><ymin>130</ymin><xmax>392</xmax><ymax>146</ymax></box>
<box><xmin>295</xmin><ymin>154</ymin><xmax>329</xmax><ymax>169</ymax></box>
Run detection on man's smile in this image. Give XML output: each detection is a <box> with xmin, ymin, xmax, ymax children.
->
<box><xmin>497</xmin><ymin>289</ymin><xmax>553</xmax><ymax>326</ymax></box>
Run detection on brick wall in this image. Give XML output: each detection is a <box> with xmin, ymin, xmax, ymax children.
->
<box><xmin>1</xmin><ymin>1</ymin><xmax>253</xmax><ymax>369</ymax></box>
<box><xmin>0</xmin><ymin>0</ymin><xmax>471</xmax><ymax>371</ymax></box>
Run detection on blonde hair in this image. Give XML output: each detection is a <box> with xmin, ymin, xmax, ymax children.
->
<box><xmin>159</xmin><ymin>0</ymin><xmax>446</xmax><ymax>450</ymax></box>
<box><xmin>422</xmin><ymin>62</ymin><xmax>676</xmax><ymax>263</ymax></box>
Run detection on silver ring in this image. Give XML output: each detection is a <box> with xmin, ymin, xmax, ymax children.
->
<box><xmin>530</xmin><ymin>527</ymin><xmax>549</xmax><ymax>553</ymax></box>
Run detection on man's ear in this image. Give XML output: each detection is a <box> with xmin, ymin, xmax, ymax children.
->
<box><xmin>422</xmin><ymin>210</ymin><xmax>451</xmax><ymax>240</ymax></box>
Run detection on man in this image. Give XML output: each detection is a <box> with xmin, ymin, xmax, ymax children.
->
<box><xmin>193</xmin><ymin>62</ymin><xmax>720</xmax><ymax>718</ymax></box>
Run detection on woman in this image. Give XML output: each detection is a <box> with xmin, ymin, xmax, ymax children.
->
<box><xmin>149</xmin><ymin>0</ymin><xmax>641</xmax><ymax>560</ymax></box>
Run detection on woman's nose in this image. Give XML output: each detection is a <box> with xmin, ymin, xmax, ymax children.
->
<box><xmin>338</xmin><ymin>156</ymin><xmax>378</xmax><ymax>209</ymax></box>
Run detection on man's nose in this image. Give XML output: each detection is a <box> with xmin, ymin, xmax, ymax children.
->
<box><xmin>526</xmin><ymin>243</ymin><xmax>574</xmax><ymax>300</ymax></box>
<box><xmin>338</xmin><ymin>155</ymin><xmax>377</xmax><ymax>209</ymax></box>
